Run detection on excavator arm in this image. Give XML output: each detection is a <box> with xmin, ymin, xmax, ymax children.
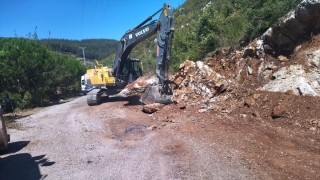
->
<box><xmin>112</xmin><ymin>3</ymin><xmax>174</xmax><ymax>104</ymax></box>
<box><xmin>86</xmin><ymin>3</ymin><xmax>174</xmax><ymax>105</ymax></box>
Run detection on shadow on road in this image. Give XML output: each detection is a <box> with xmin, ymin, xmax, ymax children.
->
<box><xmin>0</xmin><ymin>141</ymin><xmax>55</xmax><ymax>179</ymax></box>
<box><xmin>0</xmin><ymin>153</ymin><xmax>54</xmax><ymax>180</ymax></box>
<box><xmin>124</xmin><ymin>96</ymin><xmax>144</xmax><ymax>106</ymax></box>
<box><xmin>101</xmin><ymin>96</ymin><xmax>144</xmax><ymax>106</ymax></box>
<box><xmin>3</xmin><ymin>114</ymin><xmax>31</xmax><ymax>121</ymax></box>
<box><xmin>2</xmin><ymin>141</ymin><xmax>30</xmax><ymax>155</ymax></box>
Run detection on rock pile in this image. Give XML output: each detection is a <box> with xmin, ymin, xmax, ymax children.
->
<box><xmin>116</xmin><ymin>76</ymin><xmax>156</xmax><ymax>97</ymax></box>
<box><xmin>119</xmin><ymin>0</ymin><xmax>320</xmax><ymax>114</ymax></box>
<box><xmin>171</xmin><ymin>60</ymin><xmax>228</xmax><ymax>109</ymax></box>
<box><xmin>167</xmin><ymin>0</ymin><xmax>320</xmax><ymax>112</ymax></box>
<box><xmin>259</xmin><ymin>65</ymin><xmax>320</xmax><ymax>96</ymax></box>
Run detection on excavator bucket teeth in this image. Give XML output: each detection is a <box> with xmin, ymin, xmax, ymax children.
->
<box><xmin>140</xmin><ymin>85</ymin><xmax>172</xmax><ymax>105</ymax></box>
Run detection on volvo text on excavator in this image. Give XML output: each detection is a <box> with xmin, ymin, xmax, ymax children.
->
<box><xmin>85</xmin><ymin>3</ymin><xmax>174</xmax><ymax>105</ymax></box>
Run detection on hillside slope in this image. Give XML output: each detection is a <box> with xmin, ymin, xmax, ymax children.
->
<box><xmin>40</xmin><ymin>38</ymin><xmax>118</xmax><ymax>61</ymax></box>
<box><xmin>133</xmin><ymin>1</ymin><xmax>320</xmax><ymax>178</ymax></box>
<box><xmin>2</xmin><ymin>2</ymin><xmax>320</xmax><ymax>179</ymax></box>
<box><xmin>171</xmin><ymin>0</ymin><xmax>320</xmax><ymax>110</ymax></box>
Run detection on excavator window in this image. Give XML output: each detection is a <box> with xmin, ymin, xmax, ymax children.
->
<box><xmin>131</xmin><ymin>61</ymin><xmax>142</xmax><ymax>77</ymax></box>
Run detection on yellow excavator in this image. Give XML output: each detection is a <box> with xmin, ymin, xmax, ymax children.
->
<box><xmin>81</xmin><ymin>60</ymin><xmax>118</xmax><ymax>95</ymax></box>
<box><xmin>82</xmin><ymin>3</ymin><xmax>174</xmax><ymax>105</ymax></box>
<box><xmin>81</xmin><ymin>59</ymin><xmax>143</xmax><ymax>105</ymax></box>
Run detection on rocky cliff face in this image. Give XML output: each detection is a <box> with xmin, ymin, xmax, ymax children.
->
<box><xmin>170</xmin><ymin>0</ymin><xmax>320</xmax><ymax>112</ymax></box>
<box><xmin>263</xmin><ymin>0</ymin><xmax>320</xmax><ymax>56</ymax></box>
<box><xmin>118</xmin><ymin>0</ymin><xmax>320</xmax><ymax>115</ymax></box>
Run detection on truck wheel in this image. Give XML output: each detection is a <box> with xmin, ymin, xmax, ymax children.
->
<box><xmin>0</xmin><ymin>109</ymin><xmax>9</xmax><ymax>151</ymax></box>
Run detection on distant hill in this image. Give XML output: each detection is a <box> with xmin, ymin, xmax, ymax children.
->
<box><xmin>39</xmin><ymin>38</ymin><xmax>118</xmax><ymax>61</ymax></box>
<box><xmin>35</xmin><ymin>0</ymin><xmax>300</xmax><ymax>73</ymax></box>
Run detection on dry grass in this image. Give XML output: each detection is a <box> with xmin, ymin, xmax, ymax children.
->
<box><xmin>3</xmin><ymin>107</ymin><xmax>43</xmax><ymax>130</ymax></box>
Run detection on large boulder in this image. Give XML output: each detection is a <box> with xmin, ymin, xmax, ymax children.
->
<box><xmin>261</xmin><ymin>0</ymin><xmax>320</xmax><ymax>56</ymax></box>
<box><xmin>259</xmin><ymin>65</ymin><xmax>320</xmax><ymax>96</ymax></box>
<box><xmin>172</xmin><ymin>60</ymin><xmax>228</xmax><ymax>105</ymax></box>
<box><xmin>295</xmin><ymin>0</ymin><xmax>320</xmax><ymax>28</ymax></box>
<box><xmin>117</xmin><ymin>76</ymin><xmax>156</xmax><ymax>97</ymax></box>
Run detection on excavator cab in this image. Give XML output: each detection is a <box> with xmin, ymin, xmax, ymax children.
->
<box><xmin>115</xmin><ymin>59</ymin><xmax>142</xmax><ymax>86</ymax></box>
<box><xmin>128</xmin><ymin>59</ymin><xmax>143</xmax><ymax>84</ymax></box>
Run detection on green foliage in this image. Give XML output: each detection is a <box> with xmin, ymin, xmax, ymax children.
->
<box><xmin>0</xmin><ymin>0</ymin><xmax>302</xmax><ymax>110</ymax></box>
<box><xmin>130</xmin><ymin>37</ymin><xmax>158</xmax><ymax>75</ymax></box>
<box><xmin>0</xmin><ymin>38</ymin><xmax>86</xmax><ymax>109</ymax></box>
<box><xmin>100</xmin><ymin>53</ymin><xmax>116</xmax><ymax>69</ymax></box>
<box><xmin>40</xmin><ymin>38</ymin><xmax>118</xmax><ymax>61</ymax></box>
<box><xmin>104</xmin><ymin>36</ymin><xmax>159</xmax><ymax>75</ymax></box>
<box><xmin>170</xmin><ymin>0</ymin><xmax>301</xmax><ymax>71</ymax></box>
<box><xmin>98</xmin><ymin>0</ymin><xmax>299</xmax><ymax>74</ymax></box>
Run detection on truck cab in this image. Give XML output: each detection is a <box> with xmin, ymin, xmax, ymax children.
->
<box><xmin>81</xmin><ymin>75</ymin><xmax>87</xmax><ymax>94</ymax></box>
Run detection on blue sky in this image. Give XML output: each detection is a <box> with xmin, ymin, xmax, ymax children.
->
<box><xmin>0</xmin><ymin>0</ymin><xmax>184</xmax><ymax>40</ymax></box>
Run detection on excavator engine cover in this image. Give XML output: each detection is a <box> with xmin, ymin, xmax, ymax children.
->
<box><xmin>140</xmin><ymin>85</ymin><xmax>172</xmax><ymax>105</ymax></box>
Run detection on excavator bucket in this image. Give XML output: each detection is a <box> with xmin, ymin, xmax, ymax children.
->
<box><xmin>140</xmin><ymin>85</ymin><xmax>172</xmax><ymax>105</ymax></box>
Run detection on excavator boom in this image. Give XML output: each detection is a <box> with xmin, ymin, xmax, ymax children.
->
<box><xmin>112</xmin><ymin>3</ymin><xmax>174</xmax><ymax>104</ymax></box>
<box><xmin>84</xmin><ymin>3</ymin><xmax>174</xmax><ymax>105</ymax></box>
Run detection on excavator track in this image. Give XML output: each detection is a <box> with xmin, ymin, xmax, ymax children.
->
<box><xmin>86</xmin><ymin>89</ymin><xmax>105</xmax><ymax>106</ymax></box>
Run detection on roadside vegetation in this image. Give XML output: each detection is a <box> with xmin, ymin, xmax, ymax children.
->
<box><xmin>40</xmin><ymin>38</ymin><xmax>118</xmax><ymax>61</ymax></box>
<box><xmin>0</xmin><ymin>0</ymin><xmax>302</xmax><ymax>109</ymax></box>
<box><xmin>170</xmin><ymin>0</ymin><xmax>301</xmax><ymax>71</ymax></box>
<box><xmin>0</xmin><ymin>35</ymin><xmax>86</xmax><ymax>110</ymax></box>
<box><xmin>104</xmin><ymin>0</ymin><xmax>301</xmax><ymax>73</ymax></box>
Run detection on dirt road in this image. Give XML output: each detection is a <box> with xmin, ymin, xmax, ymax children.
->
<box><xmin>1</xmin><ymin>95</ymin><xmax>319</xmax><ymax>179</ymax></box>
<box><xmin>0</xmin><ymin>96</ymin><xmax>254</xmax><ymax>180</ymax></box>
